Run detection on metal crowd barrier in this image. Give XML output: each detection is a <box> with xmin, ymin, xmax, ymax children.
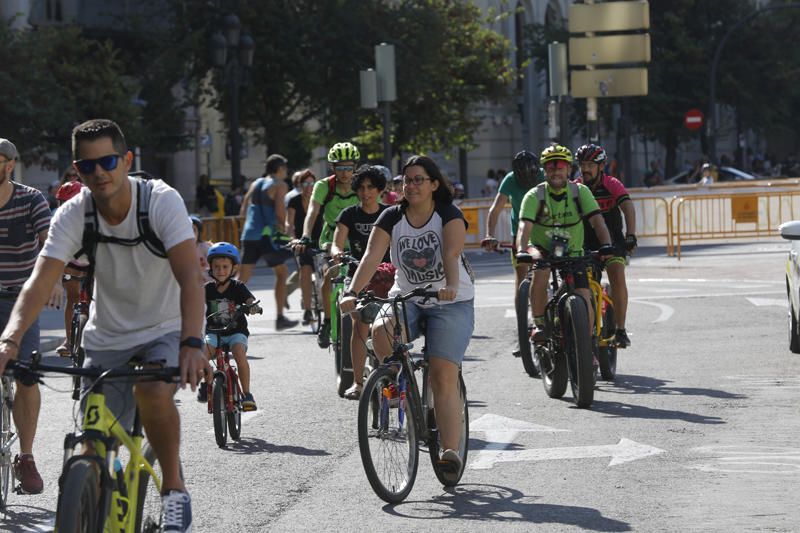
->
<box><xmin>199</xmin><ymin>216</ymin><xmax>244</xmax><ymax>248</ymax></box>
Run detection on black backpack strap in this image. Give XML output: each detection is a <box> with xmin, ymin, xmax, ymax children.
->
<box><xmin>134</xmin><ymin>177</ymin><xmax>167</xmax><ymax>258</ymax></box>
<box><xmin>569</xmin><ymin>181</ymin><xmax>584</xmax><ymax>219</ymax></box>
<box><xmin>533</xmin><ymin>182</ymin><xmax>583</xmax><ymax>229</ymax></box>
<box><xmin>75</xmin><ymin>193</ymin><xmax>100</xmax><ymax>267</ymax></box>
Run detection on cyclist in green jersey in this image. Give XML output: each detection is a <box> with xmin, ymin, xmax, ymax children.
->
<box><xmin>483</xmin><ymin>150</ymin><xmax>542</xmax><ymax>356</ymax></box>
<box><xmin>295</xmin><ymin>142</ymin><xmax>361</xmax><ymax>348</ymax></box>
<box><xmin>515</xmin><ymin>145</ymin><xmax>614</xmax><ymax>342</ymax></box>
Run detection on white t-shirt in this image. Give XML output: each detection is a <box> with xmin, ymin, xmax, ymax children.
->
<box><xmin>375</xmin><ymin>203</ymin><xmax>475</xmax><ymax>307</ymax></box>
<box><xmin>41</xmin><ymin>177</ymin><xmax>194</xmax><ymax>350</ymax></box>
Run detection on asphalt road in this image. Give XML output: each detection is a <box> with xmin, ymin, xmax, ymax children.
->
<box><xmin>4</xmin><ymin>242</ymin><xmax>799</xmax><ymax>532</ymax></box>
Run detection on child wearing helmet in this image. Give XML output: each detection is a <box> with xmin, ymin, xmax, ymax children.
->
<box><xmin>198</xmin><ymin>242</ymin><xmax>262</xmax><ymax>411</ymax></box>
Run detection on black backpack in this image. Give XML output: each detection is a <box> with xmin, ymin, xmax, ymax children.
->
<box><xmin>75</xmin><ymin>174</ymin><xmax>167</xmax><ymax>268</ymax></box>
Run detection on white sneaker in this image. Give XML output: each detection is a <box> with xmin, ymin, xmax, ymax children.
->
<box><xmin>161</xmin><ymin>490</ymin><xmax>192</xmax><ymax>533</ymax></box>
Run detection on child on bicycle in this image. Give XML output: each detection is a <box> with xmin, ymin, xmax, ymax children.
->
<box><xmin>198</xmin><ymin>242</ymin><xmax>261</xmax><ymax>411</ymax></box>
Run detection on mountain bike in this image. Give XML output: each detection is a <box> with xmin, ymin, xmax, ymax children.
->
<box><xmin>330</xmin><ymin>255</ymin><xmax>360</xmax><ymax>398</ymax></box>
<box><xmin>355</xmin><ymin>287</ymin><xmax>469</xmax><ymax>503</ymax></box>
<box><xmin>205</xmin><ymin>302</ymin><xmax>261</xmax><ymax>448</ymax></box>
<box><xmin>6</xmin><ymin>355</ymin><xmax>180</xmax><ymax>533</ymax></box>
<box><xmin>587</xmin><ymin>258</ymin><xmax>618</xmax><ymax>381</ymax></box>
<box><xmin>518</xmin><ymin>241</ymin><xmax>597</xmax><ymax>409</ymax></box>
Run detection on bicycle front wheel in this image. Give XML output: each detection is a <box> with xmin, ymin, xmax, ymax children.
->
<box><xmin>212</xmin><ymin>375</ymin><xmax>228</xmax><ymax>448</ymax></box>
<box><xmin>135</xmin><ymin>445</ymin><xmax>162</xmax><ymax>533</ymax></box>
<box><xmin>358</xmin><ymin>366</ymin><xmax>418</xmax><ymax>503</ymax></box>
<box><xmin>516</xmin><ymin>278</ymin><xmax>539</xmax><ymax>377</ymax></box>
<box><xmin>428</xmin><ymin>373</ymin><xmax>469</xmax><ymax>487</ymax></box>
<box><xmin>0</xmin><ymin>378</ymin><xmax>14</xmax><ymax>512</ymax></box>
<box><xmin>55</xmin><ymin>458</ymin><xmax>102</xmax><ymax>533</ymax></box>
<box><xmin>565</xmin><ymin>295</ymin><xmax>595</xmax><ymax>408</ymax></box>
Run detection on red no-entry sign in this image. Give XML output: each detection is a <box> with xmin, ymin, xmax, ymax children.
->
<box><xmin>684</xmin><ymin>108</ymin><xmax>704</xmax><ymax>130</ymax></box>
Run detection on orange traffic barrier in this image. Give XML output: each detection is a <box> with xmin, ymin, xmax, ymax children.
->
<box><xmin>200</xmin><ymin>216</ymin><xmax>244</xmax><ymax>248</ymax></box>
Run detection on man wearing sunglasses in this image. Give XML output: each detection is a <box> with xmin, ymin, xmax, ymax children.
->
<box><xmin>515</xmin><ymin>144</ymin><xmax>614</xmax><ymax>344</ymax></box>
<box><xmin>295</xmin><ymin>141</ymin><xmax>360</xmax><ymax>348</ymax></box>
<box><xmin>0</xmin><ymin>120</ymin><xmax>210</xmax><ymax>533</ymax></box>
<box><xmin>0</xmin><ymin>138</ymin><xmax>59</xmax><ymax>495</ymax></box>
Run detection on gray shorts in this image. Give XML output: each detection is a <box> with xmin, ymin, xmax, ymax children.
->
<box><xmin>82</xmin><ymin>331</ymin><xmax>179</xmax><ymax>432</ymax></box>
<box><xmin>0</xmin><ymin>298</ymin><xmax>40</xmax><ymax>365</ymax></box>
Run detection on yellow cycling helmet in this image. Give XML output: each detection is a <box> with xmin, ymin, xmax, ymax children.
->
<box><xmin>327</xmin><ymin>142</ymin><xmax>360</xmax><ymax>163</ymax></box>
<box><xmin>540</xmin><ymin>144</ymin><xmax>573</xmax><ymax>165</ymax></box>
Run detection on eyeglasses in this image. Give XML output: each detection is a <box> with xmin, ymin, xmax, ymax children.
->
<box><xmin>301</xmin><ymin>181</ymin><xmax>315</xmax><ymax>188</ymax></box>
<box><xmin>544</xmin><ymin>160</ymin><xmax>570</xmax><ymax>171</ymax></box>
<box><xmin>74</xmin><ymin>154</ymin><xmax>125</xmax><ymax>175</ymax></box>
<box><xmin>0</xmin><ymin>158</ymin><xmax>10</xmax><ymax>164</ymax></box>
<box><xmin>403</xmin><ymin>175</ymin><xmax>432</xmax><ymax>186</ymax></box>
<box><xmin>333</xmin><ymin>165</ymin><xmax>354</xmax><ymax>173</ymax></box>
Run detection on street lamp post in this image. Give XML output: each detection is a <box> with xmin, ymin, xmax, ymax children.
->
<box><xmin>211</xmin><ymin>13</ymin><xmax>255</xmax><ymax>190</ymax></box>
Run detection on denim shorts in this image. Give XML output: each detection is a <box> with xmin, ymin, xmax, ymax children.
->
<box><xmin>386</xmin><ymin>299</ymin><xmax>474</xmax><ymax>366</ymax></box>
<box><xmin>82</xmin><ymin>331</ymin><xmax>179</xmax><ymax>432</ymax></box>
<box><xmin>205</xmin><ymin>332</ymin><xmax>248</xmax><ymax>350</ymax></box>
<box><xmin>0</xmin><ymin>298</ymin><xmax>39</xmax><ymax>363</ymax></box>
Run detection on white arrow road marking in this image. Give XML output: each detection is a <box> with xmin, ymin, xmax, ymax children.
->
<box><xmin>746</xmin><ymin>297</ymin><xmax>787</xmax><ymax>307</ymax></box>
<box><xmin>470</xmin><ymin>414</ymin><xmax>569</xmax><ymax>469</ymax></box>
<box><xmin>629</xmin><ymin>299</ymin><xmax>674</xmax><ymax>323</ymax></box>
<box><xmin>471</xmin><ymin>438</ymin><xmax>665</xmax><ymax>470</ymax></box>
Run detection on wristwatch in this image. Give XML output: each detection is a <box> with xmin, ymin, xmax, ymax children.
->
<box><xmin>179</xmin><ymin>336</ymin><xmax>203</xmax><ymax>350</ymax></box>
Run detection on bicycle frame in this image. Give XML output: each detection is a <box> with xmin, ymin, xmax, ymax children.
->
<box><xmin>0</xmin><ymin>375</ymin><xmax>17</xmax><ymax>511</ymax></box>
<box><xmin>206</xmin><ymin>340</ymin><xmax>243</xmax><ymax>416</ymax></box>
<box><xmin>587</xmin><ymin>266</ymin><xmax>615</xmax><ymax>348</ymax></box>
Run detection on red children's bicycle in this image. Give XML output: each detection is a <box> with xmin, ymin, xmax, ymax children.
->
<box><xmin>205</xmin><ymin>302</ymin><xmax>261</xmax><ymax>448</ymax></box>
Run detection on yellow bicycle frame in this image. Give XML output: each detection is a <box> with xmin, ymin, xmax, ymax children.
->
<box><xmin>62</xmin><ymin>391</ymin><xmax>161</xmax><ymax>533</ymax></box>
<box><xmin>587</xmin><ymin>269</ymin><xmax>615</xmax><ymax>348</ymax></box>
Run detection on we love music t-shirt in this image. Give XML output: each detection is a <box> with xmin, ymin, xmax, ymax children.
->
<box><xmin>374</xmin><ymin>203</ymin><xmax>474</xmax><ymax>306</ymax></box>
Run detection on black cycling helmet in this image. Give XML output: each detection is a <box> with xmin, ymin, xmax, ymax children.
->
<box><xmin>512</xmin><ymin>150</ymin><xmax>539</xmax><ymax>189</ymax></box>
<box><xmin>575</xmin><ymin>143</ymin><xmax>608</xmax><ymax>165</ymax></box>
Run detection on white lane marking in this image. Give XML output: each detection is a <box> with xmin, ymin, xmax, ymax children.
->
<box><xmin>631</xmin><ymin>290</ymin><xmax>784</xmax><ymax>301</ymax></box>
<box><xmin>472</xmin><ymin>438</ymin><xmax>665</xmax><ymax>470</ymax></box>
<box><xmin>504</xmin><ymin>309</ymin><xmax>516</xmax><ymax>318</ymax></box>
<box><xmin>746</xmin><ymin>297</ymin><xmax>787</xmax><ymax>307</ymax></box>
<box><xmin>470</xmin><ymin>414</ymin><xmax>569</xmax><ymax>470</ymax></box>
<box><xmin>690</xmin><ymin>445</ymin><xmax>800</xmax><ymax>475</ymax></box>
<box><xmin>629</xmin><ymin>299</ymin><xmax>674</xmax><ymax>323</ymax></box>
<box><xmin>475</xmin><ymin>279</ymin><xmax>516</xmax><ymax>284</ymax></box>
<box><xmin>636</xmin><ymin>278</ymin><xmax>783</xmax><ymax>285</ymax></box>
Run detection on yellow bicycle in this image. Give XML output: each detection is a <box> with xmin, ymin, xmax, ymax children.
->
<box><xmin>7</xmin><ymin>355</ymin><xmax>179</xmax><ymax>533</ymax></box>
<box><xmin>587</xmin><ymin>260</ymin><xmax>618</xmax><ymax>380</ymax></box>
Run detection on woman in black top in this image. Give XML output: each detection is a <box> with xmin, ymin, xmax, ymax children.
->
<box><xmin>286</xmin><ymin>169</ymin><xmax>321</xmax><ymax>324</ymax></box>
<box><xmin>331</xmin><ymin>165</ymin><xmax>392</xmax><ymax>400</ymax></box>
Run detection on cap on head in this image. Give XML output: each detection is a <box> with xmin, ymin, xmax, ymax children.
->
<box><xmin>56</xmin><ymin>180</ymin><xmax>84</xmax><ymax>201</ymax></box>
<box><xmin>0</xmin><ymin>139</ymin><xmax>18</xmax><ymax>160</ymax></box>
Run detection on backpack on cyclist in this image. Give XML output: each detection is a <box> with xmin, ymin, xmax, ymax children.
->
<box><xmin>75</xmin><ymin>174</ymin><xmax>167</xmax><ymax>268</ymax></box>
<box><xmin>532</xmin><ymin>181</ymin><xmax>584</xmax><ymax>227</ymax></box>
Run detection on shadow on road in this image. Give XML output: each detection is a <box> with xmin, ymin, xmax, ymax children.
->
<box><xmin>383</xmin><ymin>483</ymin><xmax>630</xmax><ymax>530</ymax></box>
<box><xmin>1</xmin><ymin>503</ymin><xmax>54</xmax><ymax>532</ymax></box>
<box><xmin>603</xmin><ymin>374</ymin><xmax>747</xmax><ymax>400</ymax></box>
<box><xmin>590</xmin><ymin>400</ymin><xmax>725</xmax><ymax>424</ymax></box>
<box><xmin>225</xmin><ymin>437</ymin><xmax>331</xmax><ymax>457</ymax></box>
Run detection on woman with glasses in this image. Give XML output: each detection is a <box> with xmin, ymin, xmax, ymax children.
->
<box><xmin>286</xmin><ymin>169</ymin><xmax>321</xmax><ymax>324</ymax></box>
<box><xmin>340</xmin><ymin>155</ymin><xmax>475</xmax><ymax>476</ymax></box>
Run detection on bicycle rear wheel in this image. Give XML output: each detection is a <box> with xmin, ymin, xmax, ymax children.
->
<box><xmin>0</xmin><ymin>378</ymin><xmax>14</xmax><ymax>512</ymax></box>
<box><xmin>212</xmin><ymin>375</ymin><xmax>228</xmax><ymax>448</ymax></box>
<box><xmin>55</xmin><ymin>458</ymin><xmax>102</xmax><ymax>533</ymax></box>
<box><xmin>69</xmin><ymin>312</ymin><xmax>86</xmax><ymax>401</ymax></box>
<box><xmin>565</xmin><ymin>295</ymin><xmax>595</xmax><ymax>408</ymax></box>
<box><xmin>358</xmin><ymin>366</ymin><xmax>418</xmax><ymax>503</ymax></box>
<box><xmin>228</xmin><ymin>375</ymin><xmax>242</xmax><ymax>441</ymax></box>
<box><xmin>428</xmin><ymin>373</ymin><xmax>469</xmax><ymax>487</ymax></box>
<box><xmin>309</xmin><ymin>280</ymin><xmax>323</xmax><ymax>334</ymax></box>
<box><xmin>516</xmin><ymin>278</ymin><xmax>539</xmax><ymax>377</ymax></box>
<box><xmin>598</xmin><ymin>288</ymin><xmax>618</xmax><ymax>381</ymax></box>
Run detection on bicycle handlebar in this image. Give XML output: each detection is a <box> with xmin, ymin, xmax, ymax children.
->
<box><xmin>206</xmin><ymin>301</ymin><xmax>262</xmax><ymax>333</ymax></box>
<box><xmin>356</xmin><ymin>284</ymin><xmax>440</xmax><ymax>305</ymax></box>
<box><xmin>5</xmin><ymin>359</ymin><xmax>181</xmax><ymax>386</ymax></box>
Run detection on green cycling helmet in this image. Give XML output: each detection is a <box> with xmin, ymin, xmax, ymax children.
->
<box><xmin>540</xmin><ymin>144</ymin><xmax>573</xmax><ymax>165</ymax></box>
<box><xmin>327</xmin><ymin>142</ymin><xmax>360</xmax><ymax>163</ymax></box>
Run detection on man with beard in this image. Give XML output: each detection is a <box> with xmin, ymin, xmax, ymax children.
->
<box><xmin>574</xmin><ymin>143</ymin><xmax>637</xmax><ymax>347</ymax></box>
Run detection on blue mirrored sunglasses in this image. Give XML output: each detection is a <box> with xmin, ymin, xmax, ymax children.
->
<box><xmin>74</xmin><ymin>154</ymin><xmax>124</xmax><ymax>175</ymax></box>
